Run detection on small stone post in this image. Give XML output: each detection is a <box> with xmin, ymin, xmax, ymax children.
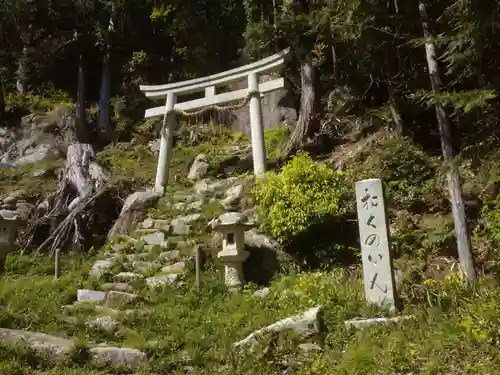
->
<box><xmin>195</xmin><ymin>245</ymin><xmax>202</xmax><ymax>290</ymax></box>
<box><xmin>0</xmin><ymin>212</ymin><xmax>21</xmax><ymax>275</ymax></box>
<box><xmin>211</xmin><ymin>212</ymin><xmax>254</xmax><ymax>290</ymax></box>
<box><xmin>248</xmin><ymin>72</ymin><xmax>267</xmax><ymax>177</ymax></box>
<box><xmin>355</xmin><ymin>178</ymin><xmax>398</xmax><ymax>311</ymax></box>
<box><xmin>54</xmin><ymin>248</ymin><xmax>61</xmax><ymax>279</ymax></box>
<box><xmin>155</xmin><ymin>91</ymin><xmax>177</xmax><ymax>193</ymax></box>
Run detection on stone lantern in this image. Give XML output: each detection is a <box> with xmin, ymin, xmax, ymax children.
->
<box><xmin>0</xmin><ymin>211</ymin><xmax>21</xmax><ymax>275</ymax></box>
<box><xmin>211</xmin><ymin>212</ymin><xmax>255</xmax><ymax>290</ymax></box>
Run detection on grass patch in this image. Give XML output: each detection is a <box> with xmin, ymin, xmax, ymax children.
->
<box><xmin>0</xmin><ymin>253</ymin><xmax>96</xmax><ymax>336</ymax></box>
<box><xmin>4</xmin><ymin>250</ymin><xmax>500</xmax><ymax>374</ymax></box>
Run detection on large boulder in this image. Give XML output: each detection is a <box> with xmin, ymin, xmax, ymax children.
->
<box><xmin>230</xmin><ymin>75</ymin><xmax>297</xmax><ymax>135</ymax></box>
<box><xmin>188</xmin><ymin>154</ymin><xmax>210</xmax><ymax>181</ymax></box>
<box><xmin>108</xmin><ymin>191</ymin><xmax>162</xmax><ymax>239</ymax></box>
<box><xmin>1</xmin><ymin>107</ymin><xmax>71</xmax><ymax>167</ymax></box>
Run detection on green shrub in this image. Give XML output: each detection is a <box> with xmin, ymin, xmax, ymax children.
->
<box><xmin>4</xmin><ymin>89</ymin><xmax>74</xmax><ymax>115</ymax></box>
<box><xmin>253</xmin><ymin>153</ymin><xmax>349</xmax><ymax>243</ymax></box>
<box><xmin>264</xmin><ymin>125</ymin><xmax>293</xmax><ymax>161</ymax></box>
<box><xmin>475</xmin><ymin>194</ymin><xmax>500</xmax><ymax>263</ymax></box>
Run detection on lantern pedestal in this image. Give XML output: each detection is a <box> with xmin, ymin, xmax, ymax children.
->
<box><xmin>218</xmin><ymin>249</ymin><xmax>250</xmax><ymax>289</ymax></box>
<box><xmin>211</xmin><ymin>212</ymin><xmax>255</xmax><ymax>291</ymax></box>
<box><xmin>0</xmin><ymin>213</ymin><xmax>21</xmax><ymax>275</ymax></box>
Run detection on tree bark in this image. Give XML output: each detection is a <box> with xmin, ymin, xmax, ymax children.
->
<box><xmin>16</xmin><ymin>46</ymin><xmax>27</xmax><ymax>93</ymax></box>
<box><xmin>97</xmin><ymin>52</ymin><xmax>113</xmax><ymax>142</ymax></box>
<box><xmin>283</xmin><ymin>52</ymin><xmax>317</xmax><ymax>155</ymax></box>
<box><xmin>388</xmin><ymin>91</ymin><xmax>403</xmax><ymax>137</ymax></box>
<box><xmin>0</xmin><ymin>75</ymin><xmax>4</xmax><ymax>118</ymax></box>
<box><xmin>419</xmin><ymin>2</ymin><xmax>476</xmax><ymax>281</ymax></box>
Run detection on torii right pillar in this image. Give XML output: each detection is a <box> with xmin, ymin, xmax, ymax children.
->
<box><xmin>248</xmin><ymin>72</ymin><xmax>267</xmax><ymax>177</ymax></box>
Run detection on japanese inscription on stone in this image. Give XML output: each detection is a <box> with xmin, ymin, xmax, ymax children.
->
<box><xmin>355</xmin><ymin>178</ymin><xmax>397</xmax><ymax>310</ymax></box>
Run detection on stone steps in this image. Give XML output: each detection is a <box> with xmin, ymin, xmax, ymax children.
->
<box><xmin>42</xmin><ymin>175</ymin><xmax>250</xmax><ymax>370</ymax></box>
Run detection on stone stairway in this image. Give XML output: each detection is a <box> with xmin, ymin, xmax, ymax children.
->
<box><xmin>49</xmin><ymin>175</ymin><xmax>248</xmax><ymax>370</ymax></box>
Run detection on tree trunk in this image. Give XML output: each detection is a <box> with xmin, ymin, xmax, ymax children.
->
<box><xmin>419</xmin><ymin>1</ymin><xmax>476</xmax><ymax>281</ymax></box>
<box><xmin>76</xmin><ymin>54</ymin><xmax>88</xmax><ymax>143</ymax></box>
<box><xmin>97</xmin><ymin>52</ymin><xmax>113</xmax><ymax>142</ymax></box>
<box><xmin>22</xmin><ymin>114</ymin><xmax>112</xmax><ymax>254</ymax></box>
<box><xmin>283</xmin><ymin>52</ymin><xmax>317</xmax><ymax>155</ymax></box>
<box><xmin>16</xmin><ymin>47</ymin><xmax>28</xmax><ymax>93</ymax></box>
<box><xmin>0</xmin><ymin>75</ymin><xmax>4</xmax><ymax>117</ymax></box>
<box><xmin>388</xmin><ymin>91</ymin><xmax>403</xmax><ymax>137</ymax></box>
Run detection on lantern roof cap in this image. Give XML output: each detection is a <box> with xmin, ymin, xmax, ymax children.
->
<box><xmin>210</xmin><ymin>212</ymin><xmax>255</xmax><ymax>231</ymax></box>
<box><xmin>0</xmin><ymin>209</ymin><xmax>21</xmax><ymax>221</ymax></box>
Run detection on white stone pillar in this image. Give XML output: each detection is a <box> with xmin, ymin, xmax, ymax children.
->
<box><xmin>248</xmin><ymin>72</ymin><xmax>266</xmax><ymax>177</ymax></box>
<box><xmin>355</xmin><ymin>178</ymin><xmax>397</xmax><ymax>311</ymax></box>
<box><xmin>154</xmin><ymin>91</ymin><xmax>177</xmax><ymax>193</ymax></box>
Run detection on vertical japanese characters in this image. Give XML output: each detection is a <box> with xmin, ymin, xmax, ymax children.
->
<box><xmin>355</xmin><ymin>178</ymin><xmax>398</xmax><ymax>311</ymax></box>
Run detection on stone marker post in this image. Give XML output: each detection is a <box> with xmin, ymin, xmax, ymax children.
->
<box><xmin>195</xmin><ymin>245</ymin><xmax>202</xmax><ymax>290</ymax></box>
<box><xmin>355</xmin><ymin>178</ymin><xmax>397</xmax><ymax>311</ymax></box>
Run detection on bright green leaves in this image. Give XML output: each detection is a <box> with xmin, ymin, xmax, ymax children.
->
<box><xmin>253</xmin><ymin>153</ymin><xmax>349</xmax><ymax>242</ymax></box>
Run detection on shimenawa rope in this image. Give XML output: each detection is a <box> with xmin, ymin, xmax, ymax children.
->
<box><xmin>161</xmin><ymin>89</ymin><xmax>262</xmax><ymax>129</ymax></box>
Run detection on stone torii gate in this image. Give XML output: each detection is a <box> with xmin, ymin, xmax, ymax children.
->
<box><xmin>139</xmin><ymin>48</ymin><xmax>290</xmax><ymax>193</ymax></box>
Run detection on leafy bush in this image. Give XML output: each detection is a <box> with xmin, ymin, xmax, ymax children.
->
<box><xmin>253</xmin><ymin>153</ymin><xmax>349</xmax><ymax>243</ymax></box>
<box><xmin>475</xmin><ymin>194</ymin><xmax>500</xmax><ymax>263</ymax></box>
<box><xmin>264</xmin><ymin>125</ymin><xmax>293</xmax><ymax>161</ymax></box>
<box><xmin>4</xmin><ymin>89</ymin><xmax>74</xmax><ymax>115</ymax></box>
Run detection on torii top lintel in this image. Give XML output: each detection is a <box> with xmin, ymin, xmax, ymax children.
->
<box><xmin>140</xmin><ymin>48</ymin><xmax>290</xmax><ymax>99</ymax></box>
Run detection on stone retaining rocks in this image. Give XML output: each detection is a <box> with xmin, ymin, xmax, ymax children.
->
<box><xmin>0</xmin><ymin>328</ymin><xmax>75</xmax><ymax>361</ymax></box>
<box><xmin>161</xmin><ymin>261</ymin><xmax>186</xmax><ymax>274</ymax></box>
<box><xmin>89</xmin><ymin>259</ymin><xmax>115</xmax><ymax>278</ymax></box>
<box><xmin>85</xmin><ymin>316</ymin><xmax>120</xmax><ymax>333</ymax></box>
<box><xmin>113</xmin><ymin>272</ymin><xmax>144</xmax><ymax>282</ymax></box>
<box><xmin>89</xmin><ymin>346</ymin><xmax>147</xmax><ymax>370</ymax></box>
<box><xmin>140</xmin><ymin>231</ymin><xmax>165</xmax><ymax>246</ymax></box>
<box><xmin>105</xmin><ymin>291</ymin><xmax>138</xmax><ymax>308</ymax></box>
<box><xmin>146</xmin><ymin>274</ymin><xmax>180</xmax><ymax>289</ymax></box>
<box><xmin>159</xmin><ymin>250</ymin><xmax>181</xmax><ymax>263</ymax></box>
<box><xmin>77</xmin><ymin>289</ymin><xmax>106</xmax><ymax>303</ymax></box>
<box><xmin>233</xmin><ymin>306</ymin><xmax>324</xmax><ymax>351</ymax></box>
<box><xmin>101</xmin><ymin>282</ymin><xmax>135</xmax><ymax>293</ymax></box>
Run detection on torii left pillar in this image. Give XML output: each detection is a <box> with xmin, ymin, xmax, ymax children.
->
<box><xmin>155</xmin><ymin>91</ymin><xmax>177</xmax><ymax>194</ymax></box>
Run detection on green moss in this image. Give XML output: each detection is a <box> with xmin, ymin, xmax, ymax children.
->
<box><xmin>0</xmin><ymin>159</ymin><xmax>62</xmax><ymax>198</ymax></box>
<box><xmin>200</xmin><ymin>200</ymin><xmax>223</xmax><ymax>221</ymax></box>
<box><xmin>351</xmin><ymin>136</ymin><xmax>442</xmax><ymax>210</ymax></box>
